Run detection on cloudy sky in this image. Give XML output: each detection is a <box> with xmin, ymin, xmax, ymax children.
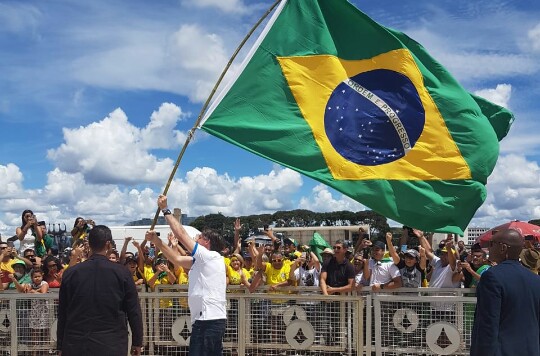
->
<box><xmin>1</xmin><ymin>0</ymin><xmax>539</xmax><ymax>237</ymax></box>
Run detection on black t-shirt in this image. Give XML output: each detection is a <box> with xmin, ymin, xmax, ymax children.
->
<box><xmin>322</xmin><ymin>257</ymin><xmax>355</xmax><ymax>287</ymax></box>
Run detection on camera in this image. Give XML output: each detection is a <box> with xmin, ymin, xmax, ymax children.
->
<box><xmin>263</xmin><ymin>224</ymin><xmax>269</xmax><ymax>231</ymax></box>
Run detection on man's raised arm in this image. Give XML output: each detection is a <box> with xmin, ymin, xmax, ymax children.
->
<box><xmin>157</xmin><ymin>195</ymin><xmax>196</xmax><ymax>252</ymax></box>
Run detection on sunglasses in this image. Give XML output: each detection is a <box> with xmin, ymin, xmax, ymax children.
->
<box><xmin>271</xmin><ymin>259</ymin><xmax>283</xmax><ymax>263</ymax></box>
<box><xmin>333</xmin><ymin>246</ymin><xmax>342</xmax><ymax>250</ymax></box>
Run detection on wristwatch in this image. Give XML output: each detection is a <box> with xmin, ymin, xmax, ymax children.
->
<box><xmin>161</xmin><ymin>208</ymin><xmax>172</xmax><ymax>216</ymax></box>
<box><xmin>380</xmin><ymin>283</ymin><xmax>385</xmax><ymax>289</ymax></box>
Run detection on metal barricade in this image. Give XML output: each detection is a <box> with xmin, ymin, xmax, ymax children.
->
<box><xmin>366</xmin><ymin>288</ymin><xmax>477</xmax><ymax>356</ymax></box>
<box><xmin>0</xmin><ymin>287</ymin><xmax>476</xmax><ymax>355</ymax></box>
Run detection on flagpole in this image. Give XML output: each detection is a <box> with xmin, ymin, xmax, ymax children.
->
<box><xmin>150</xmin><ymin>0</ymin><xmax>283</xmax><ymax>230</ymax></box>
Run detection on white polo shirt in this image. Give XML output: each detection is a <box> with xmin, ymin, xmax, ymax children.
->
<box><xmin>188</xmin><ymin>242</ymin><xmax>227</xmax><ymax>324</ymax></box>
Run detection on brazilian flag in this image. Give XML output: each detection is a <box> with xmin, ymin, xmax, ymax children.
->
<box><xmin>199</xmin><ymin>0</ymin><xmax>514</xmax><ymax>234</ymax></box>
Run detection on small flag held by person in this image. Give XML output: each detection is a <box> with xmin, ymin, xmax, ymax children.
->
<box><xmin>199</xmin><ymin>0</ymin><xmax>514</xmax><ymax>234</ymax></box>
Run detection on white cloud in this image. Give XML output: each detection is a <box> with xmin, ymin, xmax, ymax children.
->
<box><xmin>471</xmin><ymin>154</ymin><xmax>540</xmax><ymax>227</ymax></box>
<box><xmin>141</xmin><ymin>103</ymin><xmax>189</xmax><ymax>149</ymax></box>
<box><xmin>474</xmin><ymin>84</ymin><xmax>512</xmax><ymax>108</ymax></box>
<box><xmin>0</xmin><ymin>165</ymin><xmax>304</xmax><ymax>236</ymax></box>
<box><xmin>46</xmin><ymin>104</ymin><xmax>188</xmax><ymax>185</ymax></box>
<box><xmin>183</xmin><ymin>0</ymin><xmax>249</xmax><ymax>14</ymax></box>
<box><xmin>0</xmin><ymin>164</ymin><xmax>24</xmax><ymax>198</ymax></box>
<box><xmin>528</xmin><ymin>23</ymin><xmax>540</xmax><ymax>52</ymax></box>
<box><xmin>299</xmin><ymin>184</ymin><xmax>366</xmax><ymax>212</ymax></box>
<box><xmin>71</xmin><ymin>24</ymin><xmax>230</xmax><ymax>103</ymax></box>
<box><xmin>166</xmin><ymin>166</ymin><xmax>304</xmax><ymax>216</ymax></box>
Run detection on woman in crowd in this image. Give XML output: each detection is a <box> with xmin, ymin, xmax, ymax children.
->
<box><xmin>42</xmin><ymin>255</ymin><xmax>64</xmax><ymax>288</ymax></box>
<box><xmin>15</xmin><ymin>209</ymin><xmax>43</xmax><ymax>243</ymax></box>
<box><xmin>70</xmin><ymin>217</ymin><xmax>95</xmax><ymax>241</ymax></box>
<box><xmin>108</xmin><ymin>250</ymin><xmax>119</xmax><ymax>263</ymax></box>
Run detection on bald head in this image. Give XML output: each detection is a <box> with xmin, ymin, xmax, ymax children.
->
<box><xmin>493</xmin><ymin>229</ymin><xmax>524</xmax><ymax>247</ymax></box>
<box><xmin>490</xmin><ymin>229</ymin><xmax>524</xmax><ymax>262</ymax></box>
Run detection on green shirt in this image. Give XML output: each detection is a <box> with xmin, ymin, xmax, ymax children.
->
<box><xmin>8</xmin><ymin>273</ymin><xmax>31</xmax><ymax>289</ymax></box>
<box><xmin>35</xmin><ymin>234</ymin><xmax>54</xmax><ymax>257</ymax></box>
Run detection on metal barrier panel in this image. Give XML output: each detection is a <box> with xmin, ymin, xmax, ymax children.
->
<box><xmin>0</xmin><ymin>288</ymin><xmax>475</xmax><ymax>356</ymax></box>
<box><xmin>370</xmin><ymin>289</ymin><xmax>477</xmax><ymax>356</ymax></box>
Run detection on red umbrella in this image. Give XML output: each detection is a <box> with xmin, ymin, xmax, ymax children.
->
<box><xmin>476</xmin><ymin>220</ymin><xmax>540</xmax><ymax>247</ymax></box>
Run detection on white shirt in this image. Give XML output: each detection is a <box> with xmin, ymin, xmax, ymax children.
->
<box><xmin>293</xmin><ymin>265</ymin><xmax>320</xmax><ymax>288</ymax></box>
<box><xmin>429</xmin><ymin>256</ymin><xmax>460</xmax><ymax>311</ymax></box>
<box><xmin>368</xmin><ymin>259</ymin><xmax>400</xmax><ymax>286</ymax></box>
<box><xmin>429</xmin><ymin>256</ymin><xmax>460</xmax><ymax>288</ymax></box>
<box><xmin>188</xmin><ymin>242</ymin><xmax>227</xmax><ymax>324</ymax></box>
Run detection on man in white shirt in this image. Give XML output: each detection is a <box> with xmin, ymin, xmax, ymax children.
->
<box><xmin>363</xmin><ymin>240</ymin><xmax>402</xmax><ymax>291</ymax></box>
<box><xmin>419</xmin><ymin>232</ymin><xmax>462</xmax><ymax>323</ymax></box>
<box><xmin>146</xmin><ymin>195</ymin><xmax>227</xmax><ymax>356</ymax></box>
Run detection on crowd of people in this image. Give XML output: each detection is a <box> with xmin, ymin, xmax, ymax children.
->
<box><xmin>2</xmin><ymin>206</ymin><xmax>540</xmax><ymax>355</ymax></box>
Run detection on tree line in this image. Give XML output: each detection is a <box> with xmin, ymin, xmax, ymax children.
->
<box><xmin>190</xmin><ymin>209</ymin><xmax>391</xmax><ymax>245</ymax></box>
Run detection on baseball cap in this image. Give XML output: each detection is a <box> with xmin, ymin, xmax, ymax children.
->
<box><xmin>11</xmin><ymin>259</ymin><xmax>26</xmax><ymax>267</ymax></box>
<box><xmin>284</xmin><ymin>238</ymin><xmax>297</xmax><ymax>246</ymax></box>
<box><xmin>372</xmin><ymin>240</ymin><xmax>386</xmax><ymax>250</ymax></box>
<box><xmin>124</xmin><ymin>256</ymin><xmax>137</xmax><ymax>265</ymax></box>
<box><xmin>404</xmin><ymin>249</ymin><xmax>419</xmax><ymax>259</ymax></box>
<box><xmin>440</xmin><ymin>247</ymin><xmax>456</xmax><ymax>254</ymax></box>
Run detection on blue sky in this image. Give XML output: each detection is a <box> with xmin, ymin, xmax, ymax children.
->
<box><xmin>1</xmin><ymin>0</ymin><xmax>539</xmax><ymax>237</ymax></box>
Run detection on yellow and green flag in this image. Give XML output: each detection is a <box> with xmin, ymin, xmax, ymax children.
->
<box><xmin>199</xmin><ymin>0</ymin><xmax>514</xmax><ymax>234</ymax></box>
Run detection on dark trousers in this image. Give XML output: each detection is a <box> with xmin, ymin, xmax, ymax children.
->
<box><xmin>189</xmin><ymin>319</ymin><xmax>226</xmax><ymax>356</ymax></box>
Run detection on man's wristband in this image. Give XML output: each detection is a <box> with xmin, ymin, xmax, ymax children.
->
<box><xmin>161</xmin><ymin>208</ymin><xmax>172</xmax><ymax>216</ymax></box>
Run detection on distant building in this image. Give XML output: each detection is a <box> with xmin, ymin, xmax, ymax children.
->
<box><xmin>271</xmin><ymin>225</ymin><xmax>370</xmax><ymax>246</ymax></box>
<box><xmin>430</xmin><ymin>226</ymin><xmax>490</xmax><ymax>249</ymax></box>
<box><xmin>464</xmin><ymin>227</ymin><xmax>490</xmax><ymax>246</ymax></box>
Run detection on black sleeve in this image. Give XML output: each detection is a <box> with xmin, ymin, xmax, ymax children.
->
<box><xmin>57</xmin><ymin>270</ymin><xmax>71</xmax><ymax>350</ymax></box>
<box><xmin>123</xmin><ymin>270</ymin><xmax>143</xmax><ymax>347</ymax></box>
<box><xmin>346</xmin><ymin>262</ymin><xmax>356</xmax><ymax>279</ymax></box>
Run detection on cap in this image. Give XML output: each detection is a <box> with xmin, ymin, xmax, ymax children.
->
<box><xmin>321</xmin><ymin>247</ymin><xmax>334</xmax><ymax>255</ymax></box>
<box><xmin>440</xmin><ymin>247</ymin><xmax>456</xmax><ymax>254</ymax></box>
<box><xmin>404</xmin><ymin>249</ymin><xmax>420</xmax><ymax>259</ymax></box>
<box><xmin>372</xmin><ymin>240</ymin><xmax>386</xmax><ymax>250</ymax></box>
<box><xmin>124</xmin><ymin>256</ymin><xmax>137</xmax><ymax>265</ymax></box>
<box><xmin>11</xmin><ymin>259</ymin><xmax>26</xmax><ymax>267</ymax></box>
<box><xmin>284</xmin><ymin>238</ymin><xmax>297</xmax><ymax>246</ymax></box>
<box><xmin>37</xmin><ymin>221</ymin><xmax>46</xmax><ymax>226</ymax></box>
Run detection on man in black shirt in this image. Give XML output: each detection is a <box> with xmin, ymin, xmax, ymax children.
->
<box><xmin>320</xmin><ymin>240</ymin><xmax>355</xmax><ymax>346</ymax></box>
<box><xmin>57</xmin><ymin>225</ymin><xmax>143</xmax><ymax>355</ymax></box>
